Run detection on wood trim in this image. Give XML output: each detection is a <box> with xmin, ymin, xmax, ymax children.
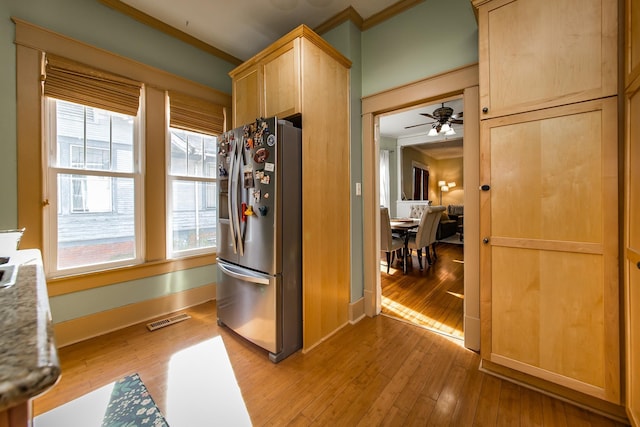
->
<box><xmin>92</xmin><ymin>0</ymin><xmax>424</xmax><ymax>60</ymax></box>
<box><xmin>229</xmin><ymin>25</ymin><xmax>352</xmax><ymax>77</ymax></box>
<box><xmin>361</xmin><ymin>66</ymin><xmax>480</xmax><ymax>345</ymax></box>
<box><xmin>53</xmin><ymin>283</ymin><xmax>216</xmax><ymax>347</ymax></box>
<box><xmin>314</xmin><ymin>6</ymin><xmax>364</xmax><ymax>34</ymax></box>
<box><xmin>361</xmin><ymin>0</ymin><xmax>426</xmax><ymax>30</ymax></box>
<box><xmin>14</xmin><ymin>19</ymin><xmax>225</xmax><ymax>296</ymax></box>
<box><xmin>47</xmin><ymin>254</ymin><xmax>215</xmax><ymax>296</ymax></box>
<box><xmin>348</xmin><ymin>297</ymin><xmax>366</xmax><ymax>324</ymax></box>
<box><xmin>12</xmin><ymin>18</ymin><xmax>232</xmax><ymax>108</ymax></box>
<box><xmin>480</xmin><ymin>359</ymin><xmax>629</xmax><ymax>423</ymax></box>
<box><xmin>489</xmin><ymin>237</ymin><xmax>604</xmax><ymax>254</ymax></box>
<box><xmin>97</xmin><ymin>0</ymin><xmax>242</xmax><ymax>65</ymax></box>
<box><xmin>362</xmin><ymin>63</ymin><xmax>479</xmax><ymax>114</ymax></box>
<box><xmin>16</xmin><ymin>44</ymin><xmax>43</xmax><ymax>252</ymax></box>
<box><xmin>490</xmin><ymin>353</ymin><xmax>609</xmax><ymax>400</ymax></box>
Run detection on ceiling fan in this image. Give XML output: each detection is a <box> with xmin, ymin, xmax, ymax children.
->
<box><xmin>405</xmin><ymin>103</ymin><xmax>463</xmax><ymax>136</ymax></box>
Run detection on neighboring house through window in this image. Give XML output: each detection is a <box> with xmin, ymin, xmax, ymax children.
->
<box><xmin>45</xmin><ymin>98</ymin><xmax>143</xmax><ymax>275</ymax></box>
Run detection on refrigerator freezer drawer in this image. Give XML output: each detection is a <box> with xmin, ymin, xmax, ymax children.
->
<box><xmin>217</xmin><ymin>260</ymin><xmax>280</xmax><ymax>354</ymax></box>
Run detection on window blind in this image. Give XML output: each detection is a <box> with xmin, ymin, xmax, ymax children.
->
<box><xmin>43</xmin><ymin>54</ymin><xmax>142</xmax><ymax>116</ymax></box>
<box><xmin>168</xmin><ymin>91</ymin><xmax>225</xmax><ymax>136</ymax></box>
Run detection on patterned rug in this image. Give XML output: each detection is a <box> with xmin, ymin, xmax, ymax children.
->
<box><xmin>34</xmin><ymin>373</ymin><xmax>169</xmax><ymax>427</ymax></box>
<box><xmin>101</xmin><ymin>373</ymin><xmax>168</xmax><ymax>427</ymax></box>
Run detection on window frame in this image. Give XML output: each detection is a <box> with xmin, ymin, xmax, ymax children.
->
<box><xmin>15</xmin><ymin>18</ymin><xmax>230</xmax><ymax>296</ymax></box>
<box><xmin>43</xmin><ymin>98</ymin><xmax>145</xmax><ymax>277</ymax></box>
<box><xmin>166</xmin><ymin>126</ymin><xmax>218</xmax><ymax>259</ymax></box>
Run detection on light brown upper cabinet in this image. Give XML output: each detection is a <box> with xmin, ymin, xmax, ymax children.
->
<box><xmin>230</xmin><ymin>37</ymin><xmax>302</xmax><ymax>127</ymax></box>
<box><xmin>229</xmin><ymin>26</ymin><xmax>352</xmax><ymax>352</ymax></box>
<box><xmin>474</xmin><ymin>0</ymin><xmax>618</xmax><ymax>119</ymax></box>
<box><xmin>231</xmin><ymin>64</ymin><xmax>262</xmax><ymax>128</ymax></box>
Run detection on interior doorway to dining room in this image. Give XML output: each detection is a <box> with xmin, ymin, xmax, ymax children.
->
<box><xmin>378</xmin><ymin>96</ymin><xmax>466</xmax><ymax>341</ymax></box>
<box><xmin>361</xmin><ymin>64</ymin><xmax>480</xmax><ymax>351</ymax></box>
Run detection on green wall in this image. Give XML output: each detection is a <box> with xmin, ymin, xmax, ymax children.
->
<box><xmin>361</xmin><ymin>0</ymin><xmax>478</xmax><ymax>96</ymax></box>
<box><xmin>1</xmin><ymin>0</ymin><xmax>233</xmax><ymax>323</ymax></box>
<box><xmin>1</xmin><ymin>0</ymin><xmax>478</xmax><ymax>324</ymax></box>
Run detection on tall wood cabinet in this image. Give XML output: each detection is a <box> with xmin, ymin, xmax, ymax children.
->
<box><xmin>473</xmin><ymin>0</ymin><xmax>623</xmax><ymax>412</ymax></box>
<box><xmin>229</xmin><ymin>25</ymin><xmax>352</xmax><ymax>351</ymax></box>
<box><xmin>625</xmin><ymin>0</ymin><xmax>640</xmax><ymax>425</ymax></box>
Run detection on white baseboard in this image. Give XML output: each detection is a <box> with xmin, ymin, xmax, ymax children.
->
<box><xmin>54</xmin><ymin>284</ymin><xmax>216</xmax><ymax>347</ymax></box>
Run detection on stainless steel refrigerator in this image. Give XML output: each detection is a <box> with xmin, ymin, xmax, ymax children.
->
<box><xmin>216</xmin><ymin>117</ymin><xmax>302</xmax><ymax>363</ymax></box>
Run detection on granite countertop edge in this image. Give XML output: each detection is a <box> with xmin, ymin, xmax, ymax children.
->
<box><xmin>0</xmin><ymin>250</ymin><xmax>61</xmax><ymax>412</ymax></box>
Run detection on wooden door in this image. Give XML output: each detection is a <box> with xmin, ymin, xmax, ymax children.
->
<box><xmin>480</xmin><ymin>98</ymin><xmax>620</xmax><ymax>403</ymax></box>
<box><xmin>263</xmin><ymin>39</ymin><xmax>300</xmax><ymax>119</ymax></box>
<box><xmin>232</xmin><ymin>64</ymin><xmax>261</xmax><ymax>127</ymax></box>
<box><xmin>625</xmin><ymin>2</ymin><xmax>640</xmax><ymax>424</ymax></box>
<box><xmin>475</xmin><ymin>0</ymin><xmax>618</xmax><ymax>119</ymax></box>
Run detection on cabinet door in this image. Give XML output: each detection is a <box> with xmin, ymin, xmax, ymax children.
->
<box><xmin>480</xmin><ymin>98</ymin><xmax>620</xmax><ymax>403</ymax></box>
<box><xmin>625</xmin><ymin>67</ymin><xmax>640</xmax><ymax>427</ymax></box>
<box><xmin>263</xmin><ymin>39</ymin><xmax>300</xmax><ymax>119</ymax></box>
<box><xmin>232</xmin><ymin>64</ymin><xmax>262</xmax><ymax>127</ymax></box>
<box><xmin>627</xmin><ymin>0</ymin><xmax>640</xmax><ymax>86</ymax></box>
<box><xmin>477</xmin><ymin>0</ymin><xmax>618</xmax><ymax>119</ymax></box>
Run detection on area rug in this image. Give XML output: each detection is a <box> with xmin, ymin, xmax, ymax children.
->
<box><xmin>437</xmin><ymin>233</ymin><xmax>464</xmax><ymax>245</ymax></box>
<box><xmin>34</xmin><ymin>373</ymin><xmax>169</xmax><ymax>427</ymax></box>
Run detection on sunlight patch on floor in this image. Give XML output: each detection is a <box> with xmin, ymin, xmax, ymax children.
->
<box><xmin>380</xmin><ymin>263</ymin><xmax>402</xmax><ymax>275</ymax></box>
<box><xmin>382</xmin><ymin>295</ymin><xmax>464</xmax><ymax>343</ymax></box>
<box><xmin>166</xmin><ymin>336</ymin><xmax>252</xmax><ymax>426</ymax></box>
<box><xmin>447</xmin><ymin>291</ymin><xmax>464</xmax><ymax>299</ymax></box>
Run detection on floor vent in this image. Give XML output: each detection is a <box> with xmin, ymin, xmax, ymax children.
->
<box><xmin>146</xmin><ymin>313</ymin><xmax>191</xmax><ymax>331</ymax></box>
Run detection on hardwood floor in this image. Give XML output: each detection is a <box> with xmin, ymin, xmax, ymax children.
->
<box><xmin>381</xmin><ymin>241</ymin><xmax>464</xmax><ymax>340</ymax></box>
<box><xmin>34</xmin><ymin>301</ymin><xmax>628</xmax><ymax>426</ymax></box>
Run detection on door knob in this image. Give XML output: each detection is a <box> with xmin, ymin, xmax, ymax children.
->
<box><xmin>483</xmin><ymin>237</ymin><xmax>490</xmax><ymax>244</ymax></box>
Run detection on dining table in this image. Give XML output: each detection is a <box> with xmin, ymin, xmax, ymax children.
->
<box><xmin>389</xmin><ymin>218</ymin><xmax>420</xmax><ymax>274</ymax></box>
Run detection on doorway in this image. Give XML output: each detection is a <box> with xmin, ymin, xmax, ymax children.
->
<box><xmin>361</xmin><ymin>64</ymin><xmax>480</xmax><ymax>351</ymax></box>
<box><xmin>378</xmin><ymin>96</ymin><xmax>465</xmax><ymax>340</ymax></box>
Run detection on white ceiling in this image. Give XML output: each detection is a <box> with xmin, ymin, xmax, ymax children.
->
<box><xmin>117</xmin><ymin>0</ymin><xmax>462</xmax><ymax>159</ymax></box>
<box><xmin>120</xmin><ymin>0</ymin><xmax>400</xmax><ymax>61</ymax></box>
<box><xmin>379</xmin><ymin>98</ymin><xmax>465</xmax><ymax>159</ymax></box>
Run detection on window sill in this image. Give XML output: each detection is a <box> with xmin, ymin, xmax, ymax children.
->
<box><xmin>47</xmin><ymin>253</ymin><xmax>217</xmax><ymax>297</ymax></box>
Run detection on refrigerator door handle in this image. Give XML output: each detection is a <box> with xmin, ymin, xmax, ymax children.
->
<box><xmin>218</xmin><ymin>261</ymin><xmax>271</xmax><ymax>286</ymax></box>
<box><xmin>234</xmin><ymin>137</ymin><xmax>245</xmax><ymax>256</ymax></box>
<box><xmin>227</xmin><ymin>137</ymin><xmax>238</xmax><ymax>254</ymax></box>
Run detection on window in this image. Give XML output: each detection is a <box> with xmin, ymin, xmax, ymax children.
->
<box><xmin>412</xmin><ymin>163</ymin><xmax>430</xmax><ymax>201</ymax></box>
<box><xmin>167</xmin><ymin>128</ymin><xmax>217</xmax><ymax>257</ymax></box>
<box><xmin>16</xmin><ymin>25</ymin><xmax>228</xmax><ymax>291</ymax></box>
<box><xmin>45</xmin><ymin>99</ymin><xmax>143</xmax><ymax>275</ymax></box>
<box><xmin>166</xmin><ymin>91</ymin><xmax>224</xmax><ymax>258</ymax></box>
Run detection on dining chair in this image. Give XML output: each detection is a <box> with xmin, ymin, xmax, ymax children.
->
<box><xmin>380</xmin><ymin>207</ymin><xmax>404</xmax><ymax>274</ymax></box>
<box><xmin>407</xmin><ymin>205</ymin><xmax>446</xmax><ymax>270</ymax></box>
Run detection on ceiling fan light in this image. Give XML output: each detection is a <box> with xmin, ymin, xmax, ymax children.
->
<box><xmin>445</xmin><ymin>127</ymin><xmax>456</xmax><ymax>136</ymax></box>
<box><xmin>440</xmin><ymin>123</ymin><xmax>451</xmax><ymax>133</ymax></box>
<box><xmin>427</xmin><ymin>127</ymin><xmax>438</xmax><ymax>137</ymax></box>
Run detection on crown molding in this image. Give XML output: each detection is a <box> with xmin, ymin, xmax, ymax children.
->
<box><xmin>361</xmin><ymin>0</ymin><xmax>425</xmax><ymax>31</ymax></box>
<box><xmin>98</xmin><ymin>0</ymin><xmax>424</xmax><ymax>66</ymax></box>
<box><xmin>98</xmin><ymin>0</ymin><xmax>243</xmax><ymax>65</ymax></box>
<box><xmin>314</xmin><ymin>6</ymin><xmax>364</xmax><ymax>34</ymax></box>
